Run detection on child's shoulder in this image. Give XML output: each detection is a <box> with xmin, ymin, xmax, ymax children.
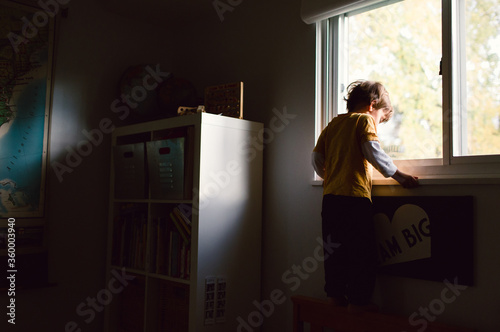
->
<box><xmin>352</xmin><ymin>113</ymin><xmax>375</xmax><ymax>125</ymax></box>
<box><xmin>333</xmin><ymin>112</ymin><xmax>373</xmax><ymax>123</ymax></box>
<box><xmin>352</xmin><ymin>113</ymin><xmax>371</xmax><ymax>120</ymax></box>
<box><xmin>327</xmin><ymin>113</ymin><xmax>373</xmax><ymax>128</ymax></box>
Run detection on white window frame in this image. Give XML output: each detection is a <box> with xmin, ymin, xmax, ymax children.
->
<box><xmin>314</xmin><ymin>0</ymin><xmax>500</xmax><ymax>184</ymax></box>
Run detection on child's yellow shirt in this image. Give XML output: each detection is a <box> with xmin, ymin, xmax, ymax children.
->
<box><xmin>313</xmin><ymin>113</ymin><xmax>379</xmax><ymax>200</ymax></box>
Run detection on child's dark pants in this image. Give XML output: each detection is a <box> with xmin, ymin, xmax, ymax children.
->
<box><xmin>321</xmin><ymin>194</ymin><xmax>377</xmax><ymax>305</ymax></box>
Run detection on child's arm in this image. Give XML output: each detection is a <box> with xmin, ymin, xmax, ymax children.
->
<box><xmin>391</xmin><ymin>169</ymin><xmax>419</xmax><ymax>188</ymax></box>
<box><xmin>362</xmin><ymin>141</ymin><xmax>419</xmax><ymax>188</ymax></box>
<box><xmin>362</xmin><ymin>141</ymin><xmax>397</xmax><ymax>177</ymax></box>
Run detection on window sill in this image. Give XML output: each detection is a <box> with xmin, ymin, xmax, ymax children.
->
<box><xmin>311</xmin><ymin>180</ymin><xmax>323</xmax><ymax>186</ymax></box>
<box><xmin>373</xmin><ymin>174</ymin><xmax>500</xmax><ymax>185</ymax></box>
<box><xmin>312</xmin><ymin>174</ymin><xmax>500</xmax><ymax>186</ymax></box>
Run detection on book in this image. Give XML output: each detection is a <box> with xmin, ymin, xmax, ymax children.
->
<box><xmin>170</xmin><ymin>212</ymin><xmax>189</xmax><ymax>245</ymax></box>
<box><xmin>156</xmin><ymin>218</ymin><xmax>170</xmax><ymax>275</ymax></box>
<box><xmin>147</xmin><ymin>218</ymin><xmax>158</xmax><ymax>273</ymax></box>
<box><xmin>170</xmin><ymin>231</ymin><xmax>181</xmax><ymax>278</ymax></box>
<box><xmin>112</xmin><ymin>204</ymin><xmax>148</xmax><ymax>270</ymax></box>
<box><xmin>171</xmin><ymin>210</ymin><xmax>191</xmax><ymax>236</ymax></box>
<box><xmin>173</xmin><ymin>206</ymin><xmax>192</xmax><ymax>228</ymax></box>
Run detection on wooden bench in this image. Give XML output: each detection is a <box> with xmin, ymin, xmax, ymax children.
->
<box><xmin>292</xmin><ymin>295</ymin><xmax>476</xmax><ymax>332</ymax></box>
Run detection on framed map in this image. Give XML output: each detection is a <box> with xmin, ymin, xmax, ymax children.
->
<box><xmin>0</xmin><ymin>0</ymin><xmax>54</xmax><ymax>218</ymax></box>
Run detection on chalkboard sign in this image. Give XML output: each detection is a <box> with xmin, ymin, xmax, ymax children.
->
<box><xmin>372</xmin><ymin>196</ymin><xmax>474</xmax><ymax>286</ymax></box>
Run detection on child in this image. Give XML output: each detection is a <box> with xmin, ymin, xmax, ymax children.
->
<box><xmin>312</xmin><ymin>80</ymin><xmax>419</xmax><ymax>313</ymax></box>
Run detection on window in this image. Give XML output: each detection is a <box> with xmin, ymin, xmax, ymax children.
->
<box><xmin>454</xmin><ymin>0</ymin><xmax>500</xmax><ymax>157</ymax></box>
<box><xmin>315</xmin><ymin>0</ymin><xmax>500</xmax><ymax>179</ymax></box>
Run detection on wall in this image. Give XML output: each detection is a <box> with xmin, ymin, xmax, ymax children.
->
<box><xmin>1</xmin><ymin>0</ymin><xmax>175</xmax><ymax>331</ymax></box>
<box><xmin>168</xmin><ymin>1</ymin><xmax>500</xmax><ymax>332</ymax></box>
<box><xmin>2</xmin><ymin>0</ymin><xmax>498</xmax><ymax>331</ymax></box>
<box><xmin>371</xmin><ymin>184</ymin><xmax>500</xmax><ymax>331</ymax></box>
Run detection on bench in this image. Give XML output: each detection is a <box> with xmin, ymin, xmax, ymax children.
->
<box><xmin>291</xmin><ymin>295</ymin><xmax>476</xmax><ymax>332</ymax></box>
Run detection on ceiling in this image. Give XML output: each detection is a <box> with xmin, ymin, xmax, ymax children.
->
<box><xmin>99</xmin><ymin>0</ymin><xmax>216</xmax><ymax>27</ymax></box>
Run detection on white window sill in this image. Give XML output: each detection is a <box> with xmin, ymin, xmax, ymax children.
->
<box><xmin>312</xmin><ymin>174</ymin><xmax>500</xmax><ymax>186</ymax></box>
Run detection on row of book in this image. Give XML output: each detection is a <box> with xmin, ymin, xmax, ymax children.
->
<box><xmin>111</xmin><ymin>204</ymin><xmax>148</xmax><ymax>270</ymax></box>
<box><xmin>111</xmin><ymin>204</ymin><xmax>192</xmax><ymax>280</ymax></box>
<box><xmin>150</xmin><ymin>207</ymin><xmax>192</xmax><ymax>280</ymax></box>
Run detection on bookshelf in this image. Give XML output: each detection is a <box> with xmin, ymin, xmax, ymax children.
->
<box><xmin>105</xmin><ymin>113</ymin><xmax>263</xmax><ymax>332</ymax></box>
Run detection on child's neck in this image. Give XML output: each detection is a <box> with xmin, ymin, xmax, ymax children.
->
<box><xmin>353</xmin><ymin>105</ymin><xmax>383</xmax><ymax>125</ymax></box>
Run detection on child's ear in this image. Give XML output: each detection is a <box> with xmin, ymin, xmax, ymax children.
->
<box><xmin>369</xmin><ymin>101</ymin><xmax>376</xmax><ymax>112</ymax></box>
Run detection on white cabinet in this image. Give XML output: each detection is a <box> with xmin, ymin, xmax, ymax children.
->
<box><xmin>105</xmin><ymin>113</ymin><xmax>263</xmax><ymax>332</ymax></box>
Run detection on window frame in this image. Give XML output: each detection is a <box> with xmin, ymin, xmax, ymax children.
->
<box><xmin>314</xmin><ymin>0</ymin><xmax>500</xmax><ymax>183</ymax></box>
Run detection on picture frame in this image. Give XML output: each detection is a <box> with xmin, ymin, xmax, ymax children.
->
<box><xmin>372</xmin><ymin>196</ymin><xmax>474</xmax><ymax>286</ymax></box>
<box><xmin>0</xmin><ymin>0</ymin><xmax>56</xmax><ymax>218</ymax></box>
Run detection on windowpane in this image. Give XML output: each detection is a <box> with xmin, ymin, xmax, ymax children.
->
<box><xmin>455</xmin><ymin>0</ymin><xmax>500</xmax><ymax>156</ymax></box>
<box><xmin>347</xmin><ymin>0</ymin><xmax>442</xmax><ymax>160</ymax></box>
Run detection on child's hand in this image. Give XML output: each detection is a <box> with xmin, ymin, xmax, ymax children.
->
<box><xmin>392</xmin><ymin>170</ymin><xmax>419</xmax><ymax>188</ymax></box>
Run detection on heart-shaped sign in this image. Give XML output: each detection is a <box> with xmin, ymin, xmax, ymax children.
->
<box><xmin>374</xmin><ymin>204</ymin><xmax>431</xmax><ymax>266</ymax></box>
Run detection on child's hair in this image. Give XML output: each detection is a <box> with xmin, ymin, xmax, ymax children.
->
<box><xmin>345</xmin><ymin>80</ymin><xmax>393</xmax><ymax>122</ymax></box>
